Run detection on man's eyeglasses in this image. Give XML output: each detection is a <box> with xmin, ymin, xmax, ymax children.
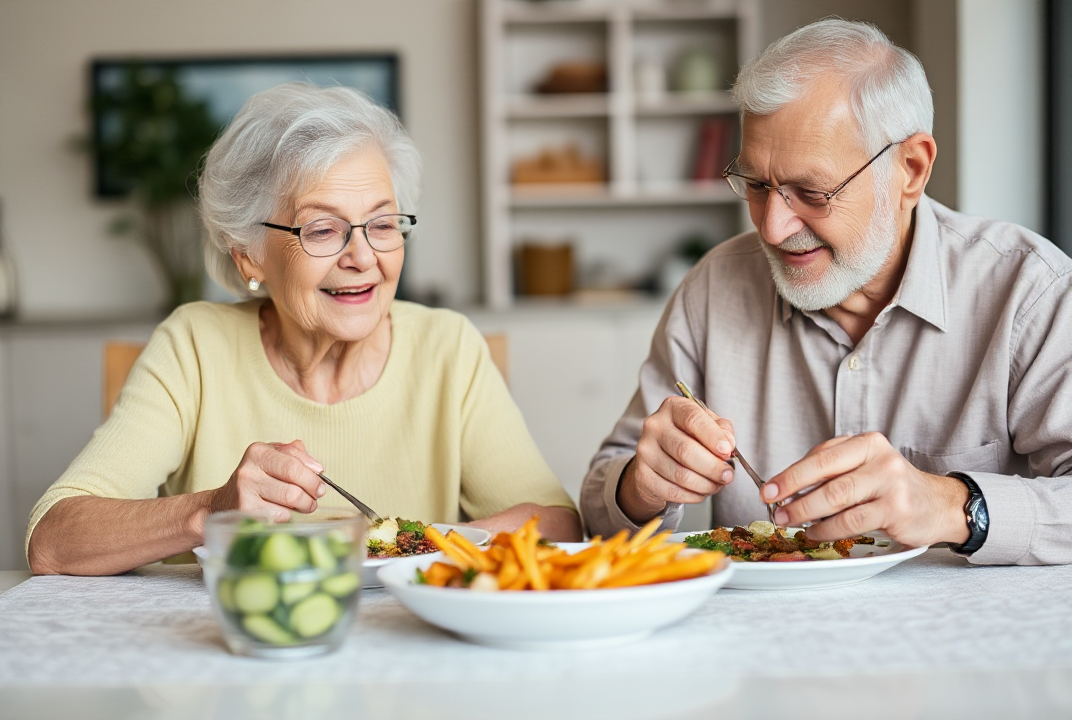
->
<box><xmin>722</xmin><ymin>142</ymin><xmax>899</xmax><ymax>219</ymax></box>
<box><xmin>261</xmin><ymin>214</ymin><xmax>416</xmax><ymax>257</ymax></box>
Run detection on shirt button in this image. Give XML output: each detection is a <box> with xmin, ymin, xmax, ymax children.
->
<box><xmin>848</xmin><ymin>355</ymin><xmax>861</xmax><ymax>371</ymax></box>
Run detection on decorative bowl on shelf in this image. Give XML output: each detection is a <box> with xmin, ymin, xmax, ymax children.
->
<box><xmin>535</xmin><ymin>62</ymin><xmax>607</xmax><ymax>94</ymax></box>
<box><xmin>200</xmin><ymin>508</ymin><xmax>366</xmax><ymax>659</ymax></box>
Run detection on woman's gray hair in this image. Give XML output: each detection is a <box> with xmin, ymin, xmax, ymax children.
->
<box><xmin>732</xmin><ymin>18</ymin><xmax>933</xmax><ymax>186</ymax></box>
<box><xmin>198</xmin><ymin>83</ymin><xmax>422</xmax><ymax>297</ymax></box>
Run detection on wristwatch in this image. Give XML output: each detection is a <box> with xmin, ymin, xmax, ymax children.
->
<box><xmin>947</xmin><ymin>472</ymin><xmax>989</xmax><ymax>556</ymax></box>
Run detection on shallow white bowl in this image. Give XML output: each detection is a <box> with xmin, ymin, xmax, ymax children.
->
<box><xmin>362</xmin><ymin>524</ymin><xmax>490</xmax><ymax>589</ymax></box>
<box><xmin>377</xmin><ymin>544</ymin><xmax>734</xmax><ymax>651</ymax></box>
<box><xmin>668</xmin><ymin>529</ymin><xmax>928</xmax><ymax>591</ymax></box>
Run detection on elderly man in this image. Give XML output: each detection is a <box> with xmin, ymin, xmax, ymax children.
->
<box><xmin>581</xmin><ymin>18</ymin><xmax>1072</xmax><ymax>565</ymax></box>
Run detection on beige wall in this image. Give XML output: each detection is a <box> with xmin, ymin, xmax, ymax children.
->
<box><xmin>0</xmin><ymin>0</ymin><xmax>481</xmax><ymax>319</ymax></box>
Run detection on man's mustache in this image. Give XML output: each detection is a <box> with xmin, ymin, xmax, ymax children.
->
<box><xmin>777</xmin><ymin>228</ymin><xmax>830</xmax><ymax>254</ymax></box>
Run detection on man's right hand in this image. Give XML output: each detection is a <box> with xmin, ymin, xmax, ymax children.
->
<box><xmin>616</xmin><ymin>396</ymin><xmax>737</xmax><ymax>524</ymax></box>
<box><xmin>209</xmin><ymin>440</ymin><xmax>328</xmax><ymax>522</ymax></box>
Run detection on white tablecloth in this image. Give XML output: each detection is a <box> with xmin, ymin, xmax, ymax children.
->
<box><xmin>3</xmin><ymin>549</ymin><xmax>1072</xmax><ymax>719</ymax></box>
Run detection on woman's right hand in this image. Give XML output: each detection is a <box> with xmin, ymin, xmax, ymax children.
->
<box><xmin>209</xmin><ymin>440</ymin><xmax>327</xmax><ymax>521</ymax></box>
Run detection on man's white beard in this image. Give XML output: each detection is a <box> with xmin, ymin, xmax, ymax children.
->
<box><xmin>760</xmin><ymin>190</ymin><xmax>898</xmax><ymax>312</ymax></box>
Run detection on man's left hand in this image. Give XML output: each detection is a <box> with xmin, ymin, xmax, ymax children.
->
<box><xmin>763</xmin><ymin>432</ymin><xmax>971</xmax><ymax>548</ymax></box>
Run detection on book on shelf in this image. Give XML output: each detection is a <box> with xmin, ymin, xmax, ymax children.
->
<box><xmin>691</xmin><ymin>116</ymin><xmax>738</xmax><ymax>183</ymax></box>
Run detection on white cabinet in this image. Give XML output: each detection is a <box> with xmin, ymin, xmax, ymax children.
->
<box><xmin>466</xmin><ymin>301</ymin><xmax>714</xmax><ymax>532</ymax></box>
<box><xmin>480</xmin><ymin>0</ymin><xmax>759</xmax><ymax>307</ymax></box>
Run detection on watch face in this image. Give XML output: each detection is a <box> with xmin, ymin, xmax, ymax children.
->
<box><xmin>968</xmin><ymin>494</ymin><xmax>989</xmax><ymax>534</ymax></box>
<box><xmin>964</xmin><ymin>494</ymin><xmax>986</xmax><ymax>533</ymax></box>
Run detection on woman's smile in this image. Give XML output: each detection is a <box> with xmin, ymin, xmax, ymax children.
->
<box><xmin>321</xmin><ymin>283</ymin><xmax>377</xmax><ymax>305</ymax></box>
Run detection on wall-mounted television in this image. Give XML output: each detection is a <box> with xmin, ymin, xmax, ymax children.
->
<box><xmin>90</xmin><ymin>54</ymin><xmax>400</xmax><ymax>198</ymax></box>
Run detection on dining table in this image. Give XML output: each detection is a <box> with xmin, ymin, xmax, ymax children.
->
<box><xmin>1</xmin><ymin>548</ymin><xmax>1071</xmax><ymax>720</ymax></box>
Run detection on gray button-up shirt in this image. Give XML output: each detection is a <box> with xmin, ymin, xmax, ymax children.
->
<box><xmin>581</xmin><ymin>196</ymin><xmax>1072</xmax><ymax>565</ymax></box>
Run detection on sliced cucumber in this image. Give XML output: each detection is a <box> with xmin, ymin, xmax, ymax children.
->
<box><xmin>327</xmin><ymin>530</ymin><xmax>354</xmax><ymax>559</ymax></box>
<box><xmin>270</xmin><ymin>602</ymin><xmax>292</xmax><ymax>631</ymax></box>
<box><xmin>290</xmin><ymin>593</ymin><xmax>340</xmax><ymax>639</ymax></box>
<box><xmin>233</xmin><ymin>574</ymin><xmax>280</xmax><ymax>614</ymax></box>
<box><xmin>242</xmin><ymin>614</ymin><xmax>296</xmax><ymax>646</ymax></box>
<box><xmin>281</xmin><ymin>580</ymin><xmax>318</xmax><ymax>606</ymax></box>
<box><xmin>259</xmin><ymin>533</ymin><xmax>308</xmax><ymax>572</ymax></box>
<box><xmin>308</xmin><ymin>536</ymin><xmax>337</xmax><ymax>571</ymax></box>
<box><xmin>227</xmin><ymin>533</ymin><xmax>269</xmax><ymax>568</ymax></box>
<box><xmin>320</xmin><ymin>572</ymin><xmax>360</xmax><ymax>599</ymax></box>
<box><xmin>216</xmin><ymin>577</ymin><xmax>237</xmax><ymax>612</ymax></box>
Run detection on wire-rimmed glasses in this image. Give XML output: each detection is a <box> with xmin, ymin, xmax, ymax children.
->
<box><xmin>261</xmin><ymin>214</ymin><xmax>416</xmax><ymax>257</ymax></box>
<box><xmin>722</xmin><ymin>142</ymin><xmax>899</xmax><ymax>219</ymax></box>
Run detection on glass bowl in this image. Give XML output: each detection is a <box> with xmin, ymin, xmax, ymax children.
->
<box><xmin>202</xmin><ymin>508</ymin><xmax>366</xmax><ymax>659</ymax></box>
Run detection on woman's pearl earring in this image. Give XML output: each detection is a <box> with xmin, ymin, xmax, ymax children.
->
<box><xmin>248</xmin><ymin>277</ymin><xmax>260</xmax><ymax>292</ymax></box>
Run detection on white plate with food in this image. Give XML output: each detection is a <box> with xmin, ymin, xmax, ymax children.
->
<box><xmin>377</xmin><ymin>526</ymin><xmax>734</xmax><ymax>651</ymax></box>
<box><xmin>668</xmin><ymin>522</ymin><xmax>927</xmax><ymax>591</ymax></box>
<box><xmin>363</xmin><ymin>521</ymin><xmax>491</xmax><ymax>589</ymax></box>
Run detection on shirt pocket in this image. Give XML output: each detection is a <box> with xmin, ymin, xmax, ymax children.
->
<box><xmin>901</xmin><ymin>441</ymin><xmax>1001</xmax><ymax>476</ymax></box>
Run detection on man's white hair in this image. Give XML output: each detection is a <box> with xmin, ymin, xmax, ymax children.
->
<box><xmin>732</xmin><ymin>17</ymin><xmax>933</xmax><ymax>157</ymax></box>
<box><xmin>198</xmin><ymin>83</ymin><xmax>422</xmax><ymax>298</ymax></box>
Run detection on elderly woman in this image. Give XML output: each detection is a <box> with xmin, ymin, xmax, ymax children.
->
<box><xmin>27</xmin><ymin>83</ymin><xmax>581</xmax><ymax>575</ymax></box>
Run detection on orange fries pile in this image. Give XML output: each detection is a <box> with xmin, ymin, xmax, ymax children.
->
<box><xmin>419</xmin><ymin>517</ymin><xmax>725</xmax><ymax>591</ymax></box>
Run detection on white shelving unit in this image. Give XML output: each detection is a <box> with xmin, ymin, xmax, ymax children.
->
<box><xmin>480</xmin><ymin>0</ymin><xmax>760</xmax><ymax>308</ymax></box>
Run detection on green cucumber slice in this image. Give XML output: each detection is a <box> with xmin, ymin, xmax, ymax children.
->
<box><xmin>327</xmin><ymin>530</ymin><xmax>354</xmax><ymax>559</ymax></box>
<box><xmin>290</xmin><ymin>593</ymin><xmax>340</xmax><ymax>638</ymax></box>
<box><xmin>216</xmin><ymin>577</ymin><xmax>237</xmax><ymax>612</ymax></box>
<box><xmin>227</xmin><ymin>533</ymin><xmax>268</xmax><ymax>568</ymax></box>
<box><xmin>308</xmin><ymin>536</ymin><xmax>337</xmax><ymax>571</ymax></box>
<box><xmin>242</xmin><ymin>614</ymin><xmax>296</xmax><ymax>645</ymax></box>
<box><xmin>320</xmin><ymin>572</ymin><xmax>360</xmax><ymax>598</ymax></box>
<box><xmin>280</xmin><ymin>580</ymin><xmax>318</xmax><ymax>606</ymax></box>
<box><xmin>259</xmin><ymin>533</ymin><xmax>308</xmax><ymax>572</ymax></box>
<box><xmin>233</xmin><ymin>574</ymin><xmax>280</xmax><ymax>614</ymax></box>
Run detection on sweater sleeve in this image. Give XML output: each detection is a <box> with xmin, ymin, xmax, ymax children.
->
<box><xmin>453</xmin><ymin>320</ymin><xmax>576</xmax><ymax>520</ymax></box>
<box><xmin>25</xmin><ymin>307</ymin><xmax>202</xmax><ymax>560</ymax></box>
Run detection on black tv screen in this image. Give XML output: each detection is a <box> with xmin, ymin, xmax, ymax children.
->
<box><xmin>90</xmin><ymin>54</ymin><xmax>400</xmax><ymax>198</ymax></box>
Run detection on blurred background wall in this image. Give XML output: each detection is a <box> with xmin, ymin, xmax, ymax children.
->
<box><xmin>0</xmin><ymin>0</ymin><xmax>1041</xmax><ymax>319</ymax></box>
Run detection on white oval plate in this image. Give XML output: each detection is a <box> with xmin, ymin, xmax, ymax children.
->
<box><xmin>378</xmin><ymin>542</ymin><xmax>734</xmax><ymax>651</ymax></box>
<box><xmin>363</xmin><ymin>524</ymin><xmax>491</xmax><ymax>589</ymax></box>
<box><xmin>668</xmin><ymin>528</ymin><xmax>927</xmax><ymax>591</ymax></box>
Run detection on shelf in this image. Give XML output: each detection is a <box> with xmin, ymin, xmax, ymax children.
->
<box><xmin>509</xmin><ymin>182</ymin><xmax>740</xmax><ymax>208</ymax></box>
<box><xmin>506</xmin><ymin>93</ymin><xmax>610</xmax><ymax>118</ymax></box>
<box><xmin>500</xmin><ymin>0</ymin><xmax>739</xmax><ymax>25</ymax></box>
<box><xmin>634</xmin><ymin>91</ymin><xmax>736</xmax><ymax>116</ymax></box>
<box><xmin>633</xmin><ymin>1</ymin><xmax>739</xmax><ymax>23</ymax></box>
<box><xmin>501</xmin><ymin>3</ymin><xmax>611</xmax><ymax>25</ymax></box>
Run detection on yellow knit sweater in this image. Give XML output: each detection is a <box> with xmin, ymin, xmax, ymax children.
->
<box><xmin>26</xmin><ymin>300</ymin><xmax>574</xmax><ymax>556</ymax></box>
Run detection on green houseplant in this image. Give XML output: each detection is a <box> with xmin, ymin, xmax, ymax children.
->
<box><xmin>85</xmin><ymin>63</ymin><xmax>220</xmax><ymax>309</ymax></box>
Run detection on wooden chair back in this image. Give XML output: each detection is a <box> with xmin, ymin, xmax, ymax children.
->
<box><xmin>103</xmin><ymin>342</ymin><xmax>145</xmax><ymax>418</ymax></box>
<box><xmin>103</xmin><ymin>333</ymin><xmax>509</xmax><ymax>418</ymax></box>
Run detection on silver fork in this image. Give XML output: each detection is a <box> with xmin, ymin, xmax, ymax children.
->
<box><xmin>675</xmin><ymin>381</ymin><xmax>779</xmax><ymax>525</ymax></box>
<box><xmin>317</xmin><ymin>472</ymin><xmax>383</xmax><ymax>524</ymax></box>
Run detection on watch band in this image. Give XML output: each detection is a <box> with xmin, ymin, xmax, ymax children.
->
<box><xmin>947</xmin><ymin>472</ymin><xmax>989</xmax><ymax>555</ymax></box>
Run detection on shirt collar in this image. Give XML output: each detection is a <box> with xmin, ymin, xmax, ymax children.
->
<box><xmin>891</xmin><ymin>195</ymin><xmax>948</xmax><ymax>332</ymax></box>
<box><xmin>778</xmin><ymin>195</ymin><xmax>948</xmax><ymax>332</ymax></box>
